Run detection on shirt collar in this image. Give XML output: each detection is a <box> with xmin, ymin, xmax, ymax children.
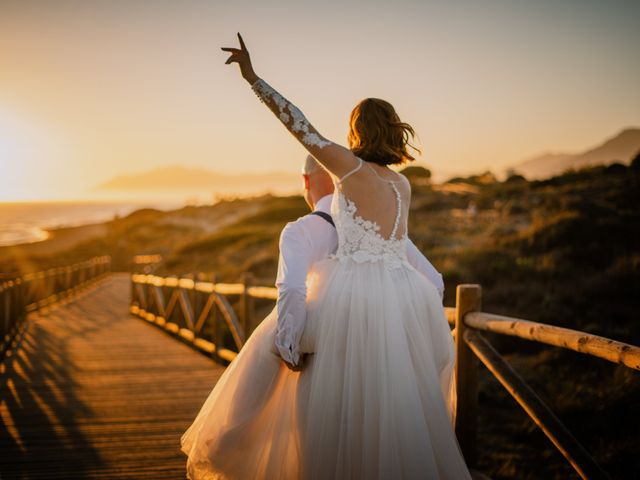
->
<box><xmin>314</xmin><ymin>194</ymin><xmax>333</xmax><ymax>213</ymax></box>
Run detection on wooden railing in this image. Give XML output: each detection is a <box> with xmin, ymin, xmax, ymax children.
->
<box><xmin>129</xmin><ymin>273</ymin><xmax>274</xmax><ymax>363</ymax></box>
<box><xmin>128</xmin><ymin>274</ymin><xmax>638</xmax><ymax>479</ymax></box>
<box><xmin>0</xmin><ymin>256</ymin><xmax>112</xmax><ymax>362</ymax></box>
<box><xmin>452</xmin><ymin>284</ymin><xmax>639</xmax><ymax>480</ymax></box>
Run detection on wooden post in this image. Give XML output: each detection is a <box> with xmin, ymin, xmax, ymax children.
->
<box><xmin>240</xmin><ymin>272</ymin><xmax>254</xmax><ymax>337</ymax></box>
<box><xmin>1</xmin><ymin>286</ymin><xmax>5</xmax><ymax>343</ymax></box>
<box><xmin>71</xmin><ymin>266</ymin><xmax>78</xmax><ymax>297</ymax></box>
<box><xmin>454</xmin><ymin>283</ymin><xmax>481</xmax><ymax>467</ymax></box>
<box><xmin>16</xmin><ymin>278</ymin><xmax>24</xmax><ymax>322</ymax></box>
<box><xmin>23</xmin><ymin>277</ymin><xmax>30</xmax><ymax>308</ymax></box>
<box><xmin>191</xmin><ymin>272</ymin><xmax>201</xmax><ymax>328</ymax></box>
<box><xmin>210</xmin><ymin>274</ymin><xmax>223</xmax><ymax>361</ymax></box>
<box><xmin>130</xmin><ymin>273</ymin><xmax>136</xmax><ymax>309</ymax></box>
<box><xmin>3</xmin><ymin>284</ymin><xmax>9</xmax><ymax>334</ymax></box>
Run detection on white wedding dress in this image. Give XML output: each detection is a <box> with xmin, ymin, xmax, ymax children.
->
<box><xmin>181</xmin><ymin>159</ymin><xmax>472</xmax><ymax>479</ymax></box>
<box><xmin>297</xmin><ymin>160</ymin><xmax>472</xmax><ymax>479</ymax></box>
<box><xmin>181</xmin><ymin>77</ymin><xmax>472</xmax><ymax>479</ymax></box>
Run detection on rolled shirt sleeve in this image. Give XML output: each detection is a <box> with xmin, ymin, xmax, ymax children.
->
<box><xmin>275</xmin><ymin>222</ymin><xmax>313</xmax><ymax>366</ymax></box>
<box><xmin>406</xmin><ymin>238</ymin><xmax>445</xmax><ymax>301</ymax></box>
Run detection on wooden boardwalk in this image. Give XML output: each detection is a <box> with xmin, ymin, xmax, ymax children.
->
<box><xmin>3</xmin><ymin>266</ymin><xmax>623</xmax><ymax>479</ymax></box>
<box><xmin>0</xmin><ymin>273</ymin><xmax>225</xmax><ymax>479</ymax></box>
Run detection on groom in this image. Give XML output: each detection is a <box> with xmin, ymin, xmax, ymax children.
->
<box><xmin>276</xmin><ymin>154</ymin><xmax>445</xmax><ymax>371</ymax></box>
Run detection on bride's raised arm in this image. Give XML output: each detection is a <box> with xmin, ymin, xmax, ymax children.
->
<box><xmin>221</xmin><ymin>33</ymin><xmax>358</xmax><ymax>178</ymax></box>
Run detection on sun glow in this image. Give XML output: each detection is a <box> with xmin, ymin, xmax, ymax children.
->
<box><xmin>0</xmin><ymin>1</ymin><xmax>638</xmax><ymax>202</ymax></box>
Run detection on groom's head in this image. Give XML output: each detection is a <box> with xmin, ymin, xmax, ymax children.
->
<box><xmin>302</xmin><ymin>154</ymin><xmax>334</xmax><ymax>210</ymax></box>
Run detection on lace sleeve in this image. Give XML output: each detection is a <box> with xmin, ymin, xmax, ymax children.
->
<box><xmin>251</xmin><ymin>77</ymin><xmax>332</xmax><ymax>148</ymax></box>
<box><xmin>250</xmin><ymin>77</ymin><xmax>359</xmax><ymax>177</ymax></box>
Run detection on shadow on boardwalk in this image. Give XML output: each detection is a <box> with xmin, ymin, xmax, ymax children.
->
<box><xmin>0</xmin><ymin>273</ymin><xmax>224</xmax><ymax>479</ymax></box>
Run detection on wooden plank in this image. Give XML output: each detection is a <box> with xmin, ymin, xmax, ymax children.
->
<box><xmin>246</xmin><ymin>286</ymin><xmax>278</xmax><ymax>300</ymax></box>
<box><xmin>0</xmin><ymin>273</ymin><xmax>224</xmax><ymax>479</ymax></box>
<box><xmin>464</xmin><ymin>311</ymin><xmax>640</xmax><ymax>371</ymax></box>
<box><xmin>213</xmin><ymin>283</ymin><xmax>244</xmax><ymax>296</ymax></box>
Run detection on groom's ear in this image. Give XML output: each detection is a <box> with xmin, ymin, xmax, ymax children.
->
<box><xmin>302</xmin><ymin>174</ymin><xmax>311</xmax><ymax>191</ymax></box>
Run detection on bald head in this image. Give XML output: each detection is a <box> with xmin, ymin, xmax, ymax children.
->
<box><xmin>302</xmin><ymin>154</ymin><xmax>334</xmax><ymax>209</ymax></box>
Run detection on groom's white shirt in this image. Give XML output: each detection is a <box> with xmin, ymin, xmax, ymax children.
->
<box><xmin>275</xmin><ymin>193</ymin><xmax>445</xmax><ymax>365</ymax></box>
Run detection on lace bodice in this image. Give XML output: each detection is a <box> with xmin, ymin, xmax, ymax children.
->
<box><xmin>331</xmin><ymin>161</ymin><xmax>410</xmax><ymax>269</ymax></box>
<box><xmin>331</xmin><ymin>192</ymin><xmax>409</xmax><ymax>268</ymax></box>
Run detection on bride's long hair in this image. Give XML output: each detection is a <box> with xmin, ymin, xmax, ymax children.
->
<box><xmin>347</xmin><ymin>98</ymin><xmax>420</xmax><ymax>166</ymax></box>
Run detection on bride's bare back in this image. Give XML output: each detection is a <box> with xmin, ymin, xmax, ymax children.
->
<box><xmin>334</xmin><ymin>158</ymin><xmax>411</xmax><ymax>241</ymax></box>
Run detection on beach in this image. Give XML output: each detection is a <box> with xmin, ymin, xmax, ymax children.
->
<box><xmin>0</xmin><ymin>200</ymin><xmax>183</xmax><ymax>248</ymax></box>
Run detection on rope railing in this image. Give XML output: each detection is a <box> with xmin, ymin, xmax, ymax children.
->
<box><xmin>0</xmin><ymin>256</ymin><xmax>112</xmax><ymax>363</ymax></box>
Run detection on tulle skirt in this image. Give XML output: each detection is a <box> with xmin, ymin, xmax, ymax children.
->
<box><xmin>180</xmin><ymin>307</ymin><xmax>303</xmax><ymax>479</ymax></box>
<box><xmin>181</xmin><ymin>257</ymin><xmax>472</xmax><ymax>479</ymax></box>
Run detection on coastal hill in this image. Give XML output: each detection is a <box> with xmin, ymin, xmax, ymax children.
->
<box><xmin>507</xmin><ymin>127</ymin><xmax>640</xmax><ymax>179</ymax></box>
<box><xmin>93</xmin><ymin>165</ymin><xmax>301</xmax><ymax>195</ymax></box>
<box><xmin>91</xmin><ymin>129</ymin><xmax>640</xmax><ymax>193</ymax></box>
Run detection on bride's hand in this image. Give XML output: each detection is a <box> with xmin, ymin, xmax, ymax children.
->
<box><xmin>221</xmin><ymin>33</ymin><xmax>258</xmax><ymax>84</ymax></box>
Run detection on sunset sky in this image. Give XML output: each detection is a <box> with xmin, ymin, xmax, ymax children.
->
<box><xmin>1</xmin><ymin>0</ymin><xmax>639</xmax><ymax>201</ymax></box>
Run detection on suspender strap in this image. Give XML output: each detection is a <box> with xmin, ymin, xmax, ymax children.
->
<box><xmin>311</xmin><ymin>211</ymin><xmax>335</xmax><ymax>227</ymax></box>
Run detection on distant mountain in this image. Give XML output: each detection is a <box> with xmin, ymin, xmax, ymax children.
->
<box><xmin>93</xmin><ymin>165</ymin><xmax>301</xmax><ymax>194</ymax></box>
<box><xmin>508</xmin><ymin>128</ymin><xmax>640</xmax><ymax>179</ymax></box>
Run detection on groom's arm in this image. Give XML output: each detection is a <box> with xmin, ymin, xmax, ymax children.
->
<box><xmin>274</xmin><ymin>221</ymin><xmax>313</xmax><ymax>367</ymax></box>
<box><xmin>406</xmin><ymin>238</ymin><xmax>445</xmax><ymax>301</ymax></box>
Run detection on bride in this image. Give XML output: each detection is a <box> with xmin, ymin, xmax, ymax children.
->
<box><xmin>181</xmin><ymin>33</ymin><xmax>473</xmax><ymax>479</ymax></box>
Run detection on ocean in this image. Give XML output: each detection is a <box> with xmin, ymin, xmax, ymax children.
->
<box><xmin>0</xmin><ymin>200</ymin><xmax>183</xmax><ymax>247</ymax></box>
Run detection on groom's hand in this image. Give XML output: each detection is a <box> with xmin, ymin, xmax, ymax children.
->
<box><xmin>283</xmin><ymin>354</ymin><xmax>306</xmax><ymax>372</ymax></box>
